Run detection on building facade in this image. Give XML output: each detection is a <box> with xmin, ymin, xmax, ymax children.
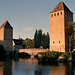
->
<box><xmin>50</xmin><ymin>1</ymin><xmax>73</xmax><ymax>52</ymax></box>
<box><xmin>12</xmin><ymin>39</ymin><xmax>23</xmax><ymax>52</ymax></box>
<box><xmin>0</xmin><ymin>20</ymin><xmax>13</xmax><ymax>51</ymax></box>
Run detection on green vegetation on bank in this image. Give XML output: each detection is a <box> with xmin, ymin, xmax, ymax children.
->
<box><xmin>39</xmin><ymin>51</ymin><xmax>71</xmax><ymax>61</ymax></box>
<box><xmin>61</xmin><ymin>52</ymin><xmax>71</xmax><ymax>60</ymax></box>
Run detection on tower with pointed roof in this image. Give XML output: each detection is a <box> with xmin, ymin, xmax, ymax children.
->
<box><xmin>0</xmin><ymin>20</ymin><xmax>13</xmax><ymax>51</ymax></box>
<box><xmin>49</xmin><ymin>1</ymin><xmax>73</xmax><ymax>52</ymax></box>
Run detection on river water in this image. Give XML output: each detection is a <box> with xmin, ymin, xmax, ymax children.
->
<box><xmin>0</xmin><ymin>58</ymin><xmax>75</xmax><ymax>75</ymax></box>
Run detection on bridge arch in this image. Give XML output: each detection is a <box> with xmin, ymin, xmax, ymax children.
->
<box><xmin>19</xmin><ymin>52</ymin><xmax>31</xmax><ymax>58</ymax></box>
<box><xmin>19</xmin><ymin>49</ymin><xmax>49</xmax><ymax>58</ymax></box>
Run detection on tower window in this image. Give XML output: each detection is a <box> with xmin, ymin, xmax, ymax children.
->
<box><xmin>59</xmin><ymin>41</ymin><xmax>60</xmax><ymax>43</ymax></box>
<box><xmin>60</xmin><ymin>12</ymin><xmax>62</xmax><ymax>15</ymax></box>
<box><xmin>54</xmin><ymin>13</ymin><xmax>56</xmax><ymax>16</ymax></box>
<box><xmin>57</xmin><ymin>13</ymin><xmax>59</xmax><ymax>16</ymax></box>
<box><xmin>53</xmin><ymin>41</ymin><xmax>55</xmax><ymax>44</ymax></box>
<box><xmin>51</xmin><ymin>14</ymin><xmax>53</xmax><ymax>17</ymax></box>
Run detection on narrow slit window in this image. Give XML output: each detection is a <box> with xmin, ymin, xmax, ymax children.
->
<box><xmin>60</xmin><ymin>12</ymin><xmax>62</xmax><ymax>15</ymax></box>
<box><xmin>53</xmin><ymin>41</ymin><xmax>55</xmax><ymax>44</ymax></box>
<box><xmin>57</xmin><ymin>13</ymin><xmax>59</xmax><ymax>16</ymax></box>
<box><xmin>51</xmin><ymin>14</ymin><xmax>53</xmax><ymax>17</ymax></box>
<box><xmin>54</xmin><ymin>13</ymin><xmax>56</xmax><ymax>16</ymax></box>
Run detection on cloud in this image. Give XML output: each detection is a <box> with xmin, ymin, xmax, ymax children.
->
<box><xmin>24</xmin><ymin>27</ymin><xmax>34</xmax><ymax>32</ymax></box>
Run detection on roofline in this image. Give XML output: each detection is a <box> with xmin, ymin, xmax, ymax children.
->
<box><xmin>49</xmin><ymin>10</ymin><xmax>73</xmax><ymax>14</ymax></box>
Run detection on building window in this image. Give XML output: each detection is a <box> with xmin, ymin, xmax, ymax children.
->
<box><xmin>57</xmin><ymin>13</ymin><xmax>59</xmax><ymax>16</ymax></box>
<box><xmin>54</xmin><ymin>13</ymin><xmax>56</xmax><ymax>16</ymax></box>
<box><xmin>53</xmin><ymin>41</ymin><xmax>55</xmax><ymax>44</ymax></box>
<box><xmin>51</xmin><ymin>14</ymin><xmax>53</xmax><ymax>17</ymax></box>
<box><xmin>59</xmin><ymin>41</ymin><xmax>60</xmax><ymax>43</ymax></box>
<box><xmin>60</xmin><ymin>12</ymin><xmax>62</xmax><ymax>15</ymax></box>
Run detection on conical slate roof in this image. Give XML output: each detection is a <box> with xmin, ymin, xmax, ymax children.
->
<box><xmin>0</xmin><ymin>20</ymin><xmax>13</xmax><ymax>29</ymax></box>
<box><xmin>50</xmin><ymin>1</ymin><xmax>73</xmax><ymax>13</ymax></box>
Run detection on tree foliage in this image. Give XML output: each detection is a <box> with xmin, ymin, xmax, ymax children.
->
<box><xmin>34</xmin><ymin>29</ymin><xmax>50</xmax><ymax>49</ymax></box>
<box><xmin>23</xmin><ymin>38</ymin><xmax>34</xmax><ymax>48</ymax></box>
<box><xmin>65</xmin><ymin>22</ymin><xmax>75</xmax><ymax>52</ymax></box>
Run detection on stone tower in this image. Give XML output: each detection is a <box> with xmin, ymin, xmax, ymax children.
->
<box><xmin>49</xmin><ymin>1</ymin><xmax>73</xmax><ymax>52</ymax></box>
<box><xmin>0</xmin><ymin>20</ymin><xmax>13</xmax><ymax>51</ymax></box>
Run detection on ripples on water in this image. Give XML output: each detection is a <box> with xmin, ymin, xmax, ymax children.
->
<box><xmin>0</xmin><ymin>58</ymin><xmax>75</xmax><ymax>75</ymax></box>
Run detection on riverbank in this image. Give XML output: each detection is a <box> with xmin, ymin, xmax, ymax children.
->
<box><xmin>38</xmin><ymin>51</ymin><xmax>72</xmax><ymax>63</ymax></box>
<box><xmin>0</xmin><ymin>50</ymin><xmax>74</xmax><ymax>63</ymax></box>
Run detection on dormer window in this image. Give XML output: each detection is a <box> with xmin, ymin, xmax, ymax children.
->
<box><xmin>60</xmin><ymin>12</ymin><xmax>62</xmax><ymax>15</ymax></box>
<box><xmin>57</xmin><ymin>13</ymin><xmax>59</xmax><ymax>16</ymax></box>
<box><xmin>51</xmin><ymin>14</ymin><xmax>53</xmax><ymax>17</ymax></box>
<box><xmin>54</xmin><ymin>13</ymin><xmax>56</xmax><ymax>16</ymax></box>
<box><xmin>59</xmin><ymin>41</ymin><xmax>60</xmax><ymax>43</ymax></box>
<box><xmin>53</xmin><ymin>41</ymin><xmax>55</xmax><ymax>44</ymax></box>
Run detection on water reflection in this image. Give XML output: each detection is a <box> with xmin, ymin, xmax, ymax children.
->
<box><xmin>0</xmin><ymin>60</ymin><xmax>12</xmax><ymax>75</ymax></box>
<box><xmin>12</xmin><ymin>58</ymin><xmax>42</xmax><ymax>75</ymax></box>
<box><xmin>0</xmin><ymin>58</ymin><xmax>75</xmax><ymax>75</ymax></box>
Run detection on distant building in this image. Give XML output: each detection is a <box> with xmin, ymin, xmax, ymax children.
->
<box><xmin>12</xmin><ymin>39</ymin><xmax>23</xmax><ymax>52</ymax></box>
<box><xmin>49</xmin><ymin>1</ymin><xmax>73</xmax><ymax>52</ymax></box>
<box><xmin>0</xmin><ymin>20</ymin><xmax>13</xmax><ymax>51</ymax></box>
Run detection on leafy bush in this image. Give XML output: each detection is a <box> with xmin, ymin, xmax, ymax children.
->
<box><xmin>61</xmin><ymin>52</ymin><xmax>71</xmax><ymax>60</ymax></box>
<box><xmin>39</xmin><ymin>51</ymin><xmax>61</xmax><ymax>60</ymax></box>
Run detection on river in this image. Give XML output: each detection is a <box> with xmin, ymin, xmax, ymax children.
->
<box><xmin>0</xmin><ymin>58</ymin><xmax>75</xmax><ymax>75</ymax></box>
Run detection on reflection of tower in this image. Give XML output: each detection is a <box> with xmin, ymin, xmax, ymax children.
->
<box><xmin>50</xmin><ymin>1</ymin><xmax>73</xmax><ymax>52</ymax></box>
<box><xmin>50</xmin><ymin>63</ymin><xmax>66</xmax><ymax>75</ymax></box>
<box><xmin>0</xmin><ymin>61</ymin><xmax>12</xmax><ymax>75</ymax></box>
<box><xmin>50</xmin><ymin>63</ymin><xmax>73</xmax><ymax>75</ymax></box>
<box><xmin>3</xmin><ymin>61</ymin><xmax>12</xmax><ymax>75</ymax></box>
<box><xmin>0</xmin><ymin>62</ymin><xmax>4</xmax><ymax>75</ymax></box>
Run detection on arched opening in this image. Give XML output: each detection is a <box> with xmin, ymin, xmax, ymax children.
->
<box><xmin>34</xmin><ymin>54</ymin><xmax>38</xmax><ymax>58</ymax></box>
<box><xmin>18</xmin><ymin>52</ymin><xmax>31</xmax><ymax>58</ymax></box>
<box><xmin>0</xmin><ymin>45</ymin><xmax>6</xmax><ymax>60</ymax></box>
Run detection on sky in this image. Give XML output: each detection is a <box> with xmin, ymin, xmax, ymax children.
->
<box><xmin>0</xmin><ymin>0</ymin><xmax>75</xmax><ymax>39</ymax></box>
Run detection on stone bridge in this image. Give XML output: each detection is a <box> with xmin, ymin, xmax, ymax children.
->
<box><xmin>19</xmin><ymin>49</ymin><xmax>49</xmax><ymax>58</ymax></box>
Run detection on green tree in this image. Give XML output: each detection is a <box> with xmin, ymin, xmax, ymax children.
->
<box><xmin>65</xmin><ymin>22</ymin><xmax>75</xmax><ymax>52</ymax></box>
<box><xmin>34</xmin><ymin>29</ymin><xmax>38</xmax><ymax>48</ymax></box>
<box><xmin>34</xmin><ymin>29</ymin><xmax>50</xmax><ymax>49</ymax></box>
<box><xmin>46</xmin><ymin>32</ymin><xmax>50</xmax><ymax>48</ymax></box>
<box><xmin>23</xmin><ymin>38</ymin><xmax>34</xmax><ymax>48</ymax></box>
<box><xmin>42</xmin><ymin>33</ymin><xmax>46</xmax><ymax>48</ymax></box>
<box><xmin>37</xmin><ymin>29</ymin><xmax>42</xmax><ymax>47</ymax></box>
<box><xmin>42</xmin><ymin>32</ymin><xmax>50</xmax><ymax>49</ymax></box>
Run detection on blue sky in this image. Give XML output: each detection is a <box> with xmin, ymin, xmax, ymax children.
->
<box><xmin>0</xmin><ymin>0</ymin><xmax>74</xmax><ymax>39</ymax></box>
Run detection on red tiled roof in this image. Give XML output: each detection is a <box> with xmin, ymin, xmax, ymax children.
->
<box><xmin>50</xmin><ymin>1</ymin><xmax>73</xmax><ymax>13</ymax></box>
